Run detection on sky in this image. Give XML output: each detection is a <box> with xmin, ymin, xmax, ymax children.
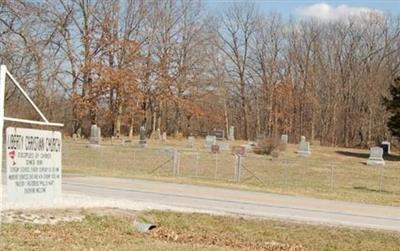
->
<box><xmin>205</xmin><ymin>1</ymin><xmax>400</xmax><ymax>20</ymax></box>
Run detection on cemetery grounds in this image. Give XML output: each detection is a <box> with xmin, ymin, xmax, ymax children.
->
<box><xmin>2</xmin><ymin>137</ymin><xmax>400</xmax><ymax>251</ymax></box>
<box><xmin>63</xmin><ymin>137</ymin><xmax>400</xmax><ymax>206</ymax></box>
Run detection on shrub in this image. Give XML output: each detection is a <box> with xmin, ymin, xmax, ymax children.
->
<box><xmin>254</xmin><ymin>137</ymin><xmax>281</xmax><ymax>155</ymax></box>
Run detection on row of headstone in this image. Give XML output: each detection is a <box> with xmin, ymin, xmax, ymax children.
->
<box><xmin>86</xmin><ymin>125</ymin><xmax>171</xmax><ymax>147</ymax></box>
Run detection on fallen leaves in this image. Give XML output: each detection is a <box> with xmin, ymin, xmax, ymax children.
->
<box><xmin>149</xmin><ymin>226</ymin><xmax>306</xmax><ymax>251</ymax></box>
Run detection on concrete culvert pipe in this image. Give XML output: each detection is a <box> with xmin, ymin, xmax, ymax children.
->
<box><xmin>133</xmin><ymin>221</ymin><xmax>157</xmax><ymax>233</ymax></box>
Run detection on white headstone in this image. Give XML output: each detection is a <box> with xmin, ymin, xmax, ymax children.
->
<box><xmin>139</xmin><ymin>126</ymin><xmax>147</xmax><ymax>147</ymax></box>
<box><xmin>205</xmin><ymin>135</ymin><xmax>216</xmax><ymax>148</ymax></box>
<box><xmin>300</xmin><ymin>136</ymin><xmax>306</xmax><ymax>143</ymax></box>
<box><xmin>241</xmin><ymin>143</ymin><xmax>254</xmax><ymax>153</ymax></box>
<box><xmin>217</xmin><ymin>142</ymin><xmax>230</xmax><ymax>151</ymax></box>
<box><xmin>90</xmin><ymin>124</ymin><xmax>101</xmax><ymax>144</ymax></box>
<box><xmin>281</xmin><ymin>134</ymin><xmax>288</xmax><ymax>144</ymax></box>
<box><xmin>6</xmin><ymin>127</ymin><xmax>62</xmax><ymax>203</ymax></box>
<box><xmin>162</xmin><ymin>132</ymin><xmax>167</xmax><ymax>142</ymax></box>
<box><xmin>187</xmin><ymin>136</ymin><xmax>195</xmax><ymax>148</ymax></box>
<box><xmin>228</xmin><ymin>126</ymin><xmax>235</xmax><ymax>141</ymax></box>
<box><xmin>367</xmin><ymin>147</ymin><xmax>385</xmax><ymax>166</ymax></box>
<box><xmin>298</xmin><ymin>141</ymin><xmax>311</xmax><ymax>157</ymax></box>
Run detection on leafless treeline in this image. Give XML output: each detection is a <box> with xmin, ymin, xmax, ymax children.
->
<box><xmin>1</xmin><ymin>0</ymin><xmax>400</xmax><ymax>147</ymax></box>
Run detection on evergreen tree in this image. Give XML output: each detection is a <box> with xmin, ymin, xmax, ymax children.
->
<box><xmin>384</xmin><ymin>77</ymin><xmax>400</xmax><ymax>137</ymax></box>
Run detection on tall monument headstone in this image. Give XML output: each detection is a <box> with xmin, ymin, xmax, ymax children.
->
<box><xmin>187</xmin><ymin>136</ymin><xmax>195</xmax><ymax>148</ymax></box>
<box><xmin>228</xmin><ymin>126</ymin><xmax>235</xmax><ymax>141</ymax></box>
<box><xmin>281</xmin><ymin>134</ymin><xmax>288</xmax><ymax>145</ymax></box>
<box><xmin>139</xmin><ymin>126</ymin><xmax>147</xmax><ymax>147</ymax></box>
<box><xmin>297</xmin><ymin>136</ymin><xmax>310</xmax><ymax>157</ymax></box>
<box><xmin>89</xmin><ymin>124</ymin><xmax>101</xmax><ymax>145</ymax></box>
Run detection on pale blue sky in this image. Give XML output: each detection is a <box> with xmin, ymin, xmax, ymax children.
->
<box><xmin>205</xmin><ymin>1</ymin><xmax>400</xmax><ymax>19</ymax></box>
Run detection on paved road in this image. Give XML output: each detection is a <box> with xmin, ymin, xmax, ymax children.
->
<box><xmin>63</xmin><ymin>176</ymin><xmax>400</xmax><ymax>232</ymax></box>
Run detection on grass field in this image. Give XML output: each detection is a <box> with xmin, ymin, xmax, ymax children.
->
<box><xmin>2</xmin><ymin>209</ymin><xmax>400</xmax><ymax>251</ymax></box>
<box><xmin>62</xmin><ymin>138</ymin><xmax>400</xmax><ymax>206</ymax></box>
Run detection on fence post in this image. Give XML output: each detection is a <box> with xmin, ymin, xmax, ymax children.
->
<box><xmin>195</xmin><ymin>152</ymin><xmax>199</xmax><ymax>177</ymax></box>
<box><xmin>283</xmin><ymin>160</ymin><xmax>288</xmax><ymax>190</ymax></box>
<box><xmin>173</xmin><ymin>149</ymin><xmax>179</xmax><ymax>176</ymax></box>
<box><xmin>214</xmin><ymin>153</ymin><xmax>218</xmax><ymax>179</ymax></box>
<box><xmin>379</xmin><ymin>165</ymin><xmax>384</xmax><ymax>194</ymax></box>
<box><xmin>234</xmin><ymin>155</ymin><xmax>242</xmax><ymax>182</ymax></box>
<box><xmin>330</xmin><ymin>163</ymin><xmax>334</xmax><ymax>192</ymax></box>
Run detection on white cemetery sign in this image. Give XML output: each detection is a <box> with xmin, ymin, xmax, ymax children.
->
<box><xmin>0</xmin><ymin>65</ymin><xmax>63</xmax><ymax>204</ymax></box>
<box><xmin>6</xmin><ymin>128</ymin><xmax>62</xmax><ymax>202</ymax></box>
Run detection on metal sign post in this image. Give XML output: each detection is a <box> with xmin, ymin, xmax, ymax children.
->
<box><xmin>0</xmin><ymin>65</ymin><xmax>64</xmax><ymax>205</ymax></box>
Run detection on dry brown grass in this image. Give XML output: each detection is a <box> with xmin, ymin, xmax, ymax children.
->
<box><xmin>2</xmin><ymin>209</ymin><xmax>400</xmax><ymax>251</ymax></box>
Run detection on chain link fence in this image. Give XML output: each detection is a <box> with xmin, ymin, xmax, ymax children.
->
<box><xmin>62</xmin><ymin>141</ymin><xmax>400</xmax><ymax>205</ymax></box>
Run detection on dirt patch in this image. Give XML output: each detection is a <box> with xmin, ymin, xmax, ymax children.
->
<box><xmin>1</xmin><ymin>209</ymin><xmax>84</xmax><ymax>225</ymax></box>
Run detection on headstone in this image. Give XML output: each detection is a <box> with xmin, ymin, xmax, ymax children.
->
<box><xmin>200</xmin><ymin>130</ymin><xmax>208</xmax><ymax>137</ymax></box>
<box><xmin>212</xmin><ymin>129</ymin><xmax>224</xmax><ymax>141</ymax></box>
<box><xmin>297</xmin><ymin>141</ymin><xmax>311</xmax><ymax>157</ymax></box>
<box><xmin>228</xmin><ymin>126</ymin><xmax>235</xmax><ymax>141</ymax></box>
<box><xmin>241</xmin><ymin>144</ymin><xmax>253</xmax><ymax>153</ymax></box>
<box><xmin>72</xmin><ymin>133</ymin><xmax>78</xmax><ymax>141</ymax></box>
<box><xmin>139</xmin><ymin>126</ymin><xmax>147</xmax><ymax>147</ymax></box>
<box><xmin>380</xmin><ymin>141</ymin><xmax>391</xmax><ymax>156</ymax></box>
<box><xmin>217</xmin><ymin>142</ymin><xmax>230</xmax><ymax>151</ymax></box>
<box><xmin>162</xmin><ymin>132</ymin><xmax>167</xmax><ymax>142</ymax></box>
<box><xmin>281</xmin><ymin>134</ymin><xmax>288</xmax><ymax>145</ymax></box>
<box><xmin>300</xmin><ymin>136</ymin><xmax>306</xmax><ymax>143</ymax></box>
<box><xmin>205</xmin><ymin>135</ymin><xmax>216</xmax><ymax>148</ymax></box>
<box><xmin>232</xmin><ymin>146</ymin><xmax>246</xmax><ymax>156</ymax></box>
<box><xmin>211</xmin><ymin>144</ymin><xmax>220</xmax><ymax>154</ymax></box>
<box><xmin>367</xmin><ymin>147</ymin><xmax>385</xmax><ymax>166</ymax></box>
<box><xmin>89</xmin><ymin>124</ymin><xmax>101</xmax><ymax>145</ymax></box>
<box><xmin>77</xmin><ymin>128</ymin><xmax>82</xmax><ymax>138</ymax></box>
<box><xmin>6</xmin><ymin>127</ymin><xmax>62</xmax><ymax>203</ymax></box>
<box><xmin>187</xmin><ymin>136</ymin><xmax>195</xmax><ymax>148</ymax></box>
